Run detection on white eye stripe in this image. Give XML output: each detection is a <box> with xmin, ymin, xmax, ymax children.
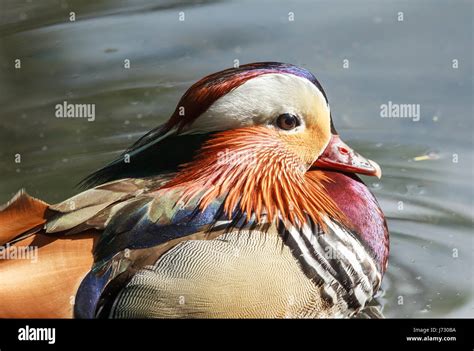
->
<box><xmin>186</xmin><ymin>73</ymin><xmax>330</xmax><ymax>134</ymax></box>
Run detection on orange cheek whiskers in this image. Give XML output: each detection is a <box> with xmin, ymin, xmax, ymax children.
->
<box><xmin>159</xmin><ymin>127</ymin><xmax>348</xmax><ymax>230</ymax></box>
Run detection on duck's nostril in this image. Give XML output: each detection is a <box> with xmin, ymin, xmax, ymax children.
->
<box><xmin>338</xmin><ymin>146</ymin><xmax>350</xmax><ymax>155</ymax></box>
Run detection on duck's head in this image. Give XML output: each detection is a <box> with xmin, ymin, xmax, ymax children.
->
<box><xmin>161</xmin><ymin>62</ymin><xmax>382</xmax><ymax>227</ymax></box>
<box><xmin>85</xmin><ymin>62</ymin><xmax>381</xmax><ymax>229</ymax></box>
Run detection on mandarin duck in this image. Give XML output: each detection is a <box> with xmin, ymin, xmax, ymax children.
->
<box><xmin>0</xmin><ymin>62</ymin><xmax>389</xmax><ymax>318</ymax></box>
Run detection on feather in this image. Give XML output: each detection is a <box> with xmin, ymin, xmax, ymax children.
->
<box><xmin>44</xmin><ymin>178</ymin><xmax>167</xmax><ymax>235</ymax></box>
<box><xmin>92</xmin><ymin>190</ymin><xmax>224</xmax><ymax>263</ymax></box>
<box><xmin>161</xmin><ymin>127</ymin><xmax>348</xmax><ymax>231</ymax></box>
<box><xmin>88</xmin><ymin>228</ymin><xmax>226</xmax><ymax>318</ymax></box>
<box><xmin>79</xmin><ymin>134</ymin><xmax>211</xmax><ymax>188</ymax></box>
<box><xmin>0</xmin><ymin>231</ymin><xmax>96</xmax><ymax>318</ymax></box>
<box><xmin>46</xmin><ymin>202</ymin><xmax>117</xmax><ymax>233</ymax></box>
<box><xmin>0</xmin><ymin>190</ymin><xmax>49</xmax><ymax>245</ymax></box>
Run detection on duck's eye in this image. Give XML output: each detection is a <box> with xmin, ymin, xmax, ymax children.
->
<box><xmin>275</xmin><ymin>113</ymin><xmax>301</xmax><ymax>130</ymax></box>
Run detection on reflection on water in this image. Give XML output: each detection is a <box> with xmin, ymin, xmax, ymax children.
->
<box><xmin>0</xmin><ymin>0</ymin><xmax>472</xmax><ymax>317</ymax></box>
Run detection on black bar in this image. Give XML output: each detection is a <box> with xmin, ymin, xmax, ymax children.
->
<box><xmin>0</xmin><ymin>319</ymin><xmax>472</xmax><ymax>350</ymax></box>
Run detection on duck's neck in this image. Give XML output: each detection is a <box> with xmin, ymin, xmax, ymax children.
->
<box><xmin>316</xmin><ymin>170</ymin><xmax>389</xmax><ymax>273</ymax></box>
